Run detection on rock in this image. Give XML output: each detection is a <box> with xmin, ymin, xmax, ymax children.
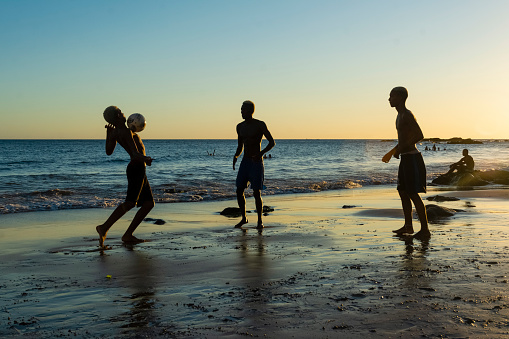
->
<box><xmin>431</xmin><ymin>171</ymin><xmax>489</xmax><ymax>186</ymax></box>
<box><xmin>477</xmin><ymin>170</ymin><xmax>509</xmax><ymax>184</ymax></box>
<box><xmin>342</xmin><ymin>205</ymin><xmax>358</xmax><ymax>208</ymax></box>
<box><xmin>425</xmin><ymin>204</ymin><xmax>462</xmax><ymax>221</ymax></box>
<box><xmin>220</xmin><ymin>206</ymin><xmax>274</xmax><ymax>217</ymax></box>
<box><xmin>262</xmin><ymin>205</ymin><xmax>274</xmax><ymax>213</ymax></box>
<box><xmin>219</xmin><ymin>207</ymin><xmax>242</xmax><ymax>217</ymax></box>
<box><xmin>143</xmin><ymin>218</ymin><xmax>166</xmax><ymax>225</ymax></box>
<box><xmin>423</xmin><ymin>137</ymin><xmax>483</xmax><ymax>144</ymax></box>
<box><xmin>426</xmin><ymin>195</ymin><xmax>460</xmax><ymax>202</ymax></box>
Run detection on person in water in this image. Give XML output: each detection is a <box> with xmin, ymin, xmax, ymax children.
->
<box><xmin>446</xmin><ymin>149</ymin><xmax>474</xmax><ymax>175</ymax></box>
<box><xmin>233</xmin><ymin>100</ymin><xmax>275</xmax><ymax>229</ymax></box>
<box><xmin>382</xmin><ymin>87</ymin><xmax>430</xmax><ymax>240</ymax></box>
<box><xmin>96</xmin><ymin>106</ymin><xmax>154</xmax><ymax>247</ymax></box>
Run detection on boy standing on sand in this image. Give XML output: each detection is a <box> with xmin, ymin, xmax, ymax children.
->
<box><xmin>233</xmin><ymin>100</ymin><xmax>275</xmax><ymax>229</ymax></box>
<box><xmin>382</xmin><ymin>87</ymin><xmax>430</xmax><ymax>240</ymax></box>
<box><xmin>96</xmin><ymin>106</ymin><xmax>154</xmax><ymax>247</ymax></box>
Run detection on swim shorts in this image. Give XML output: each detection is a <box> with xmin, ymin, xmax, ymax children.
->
<box><xmin>397</xmin><ymin>152</ymin><xmax>426</xmax><ymax>194</ymax></box>
<box><xmin>126</xmin><ymin>161</ymin><xmax>154</xmax><ymax>206</ymax></box>
<box><xmin>236</xmin><ymin>157</ymin><xmax>265</xmax><ymax>190</ymax></box>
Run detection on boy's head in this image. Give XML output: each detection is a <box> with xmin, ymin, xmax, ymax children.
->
<box><xmin>241</xmin><ymin>100</ymin><xmax>255</xmax><ymax>119</ymax></box>
<box><xmin>103</xmin><ymin>106</ymin><xmax>126</xmax><ymax>125</ymax></box>
<box><xmin>463</xmin><ymin>149</ymin><xmax>469</xmax><ymax>156</ymax></box>
<box><xmin>389</xmin><ymin>87</ymin><xmax>408</xmax><ymax>107</ymax></box>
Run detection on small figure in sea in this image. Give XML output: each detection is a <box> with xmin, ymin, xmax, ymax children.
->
<box><xmin>432</xmin><ymin>144</ymin><xmax>436</xmax><ymax>151</ymax></box>
<box><xmin>445</xmin><ymin>149</ymin><xmax>474</xmax><ymax>175</ymax></box>
<box><xmin>425</xmin><ymin>146</ymin><xmax>429</xmax><ymax>151</ymax></box>
<box><xmin>233</xmin><ymin>100</ymin><xmax>275</xmax><ymax>229</ymax></box>
<box><xmin>96</xmin><ymin>106</ymin><xmax>154</xmax><ymax>247</ymax></box>
<box><xmin>207</xmin><ymin>149</ymin><xmax>216</xmax><ymax>156</ymax></box>
<box><xmin>382</xmin><ymin>87</ymin><xmax>430</xmax><ymax>240</ymax></box>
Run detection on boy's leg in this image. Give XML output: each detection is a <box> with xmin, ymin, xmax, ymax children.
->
<box><xmin>408</xmin><ymin>193</ymin><xmax>430</xmax><ymax>239</ymax></box>
<box><xmin>122</xmin><ymin>200</ymin><xmax>155</xmax><ymax>243</ymax></box>
<box><xmin>97</xmin><ymin>201</ymin><xmax>135</xmax><ymax>247</ymax></box>
<box><xmin>235</xmin><ymin>187</ymin><xmax>248</xmax><ymax>227</ymax></box>
<box><xmin>253</xmin><ymin>189</ymin><xmax>263</xmax><ymax>228</ymax></box>
<box><xmin>393</xmin><ymin>190</ymin><xmax>414</xmax><ymax>235</ymax></box>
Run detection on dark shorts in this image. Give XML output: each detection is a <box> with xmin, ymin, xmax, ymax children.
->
<box><xmin>126</xmin><ymin>161</ymin><xmax>153</xmax><ymax>207</ymax></box>
<box><xmin>236</xmin><ymin>157</ymin><xmax>265</xmax><ymax>190</ymax></box>
<box><xmin>398</xmin><ymin>153</ymin><xmax>426</xmax><ymax>194</ymax></box>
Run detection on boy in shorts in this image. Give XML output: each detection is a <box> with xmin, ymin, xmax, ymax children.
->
<box><xmin>96</xmin><ymin>106</ymin><xmax>154</xmax><ymax>247</ymax></box>
<box><xmin>233</xmin><ymin>100</ymin><xmax>275</xmax><ymax>229</ymax></box>
<box><xmin>382</xmin><ymin>87</ymin><xmax>430</xmax><ymax>240</ymax></box>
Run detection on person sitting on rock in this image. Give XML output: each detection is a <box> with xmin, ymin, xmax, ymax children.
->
<box><xmin>446</xmin><ymin>149</ymin><xmax>474</xmax><ymax>175</ymax></box>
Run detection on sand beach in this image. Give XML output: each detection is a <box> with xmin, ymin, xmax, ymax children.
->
<box><xmin>1</xmin><ymin>186</ymin><xmax>509</xmax><ymax>338</ymax></box>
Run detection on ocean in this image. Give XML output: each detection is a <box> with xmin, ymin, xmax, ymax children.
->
<box><xmin>2</xmin><ymin>139</ymin><xmax>509</xmax><ymax>214</ymax></box>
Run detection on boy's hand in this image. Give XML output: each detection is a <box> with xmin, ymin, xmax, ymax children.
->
<box><xmin>105</xmin><ymin>124</ymin><xmax>115</xmax><ymax>134</ymax></box>
<box><xmin>233</xmin><ymin>156</ymin><xmax>238</xmax><ymax>170</ymax></box>
<box><xmin>382</xmin><ymin>148</ymin><xmax>396</xmax><ymax>163</ymax></box>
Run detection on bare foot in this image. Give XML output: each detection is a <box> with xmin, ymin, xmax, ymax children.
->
<box><xmin>392</xmin><ymin>225</ymin><xmax>414</xmax><ymax>235</ymax></box>
<box><xmin>413</xmin><ymin>230</ymin><xmax>431</xmax><ymax>240</ymax></box>
<box><xmin>96</xmin><ymin>225</ymin><xmax>107</xmax><ymax>248</ymax></box>
<box><xmin>234</xmin><ymin>218</ymin><xmax>248</xmax><ymax>228</ymax></box>
<box><xmin>121</xmin><ymin>235</ymin><xmax>145</xmax><ymax>244</ymax></box>
<box><xmin>256</xmin><ymin>222</ymin><xmax>264</xmax><ymax>229</ymax></box>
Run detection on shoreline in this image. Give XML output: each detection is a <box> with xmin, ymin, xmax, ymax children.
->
<box><xmin>1</xmin><ymin>185</ymin><xmax>509</xmax><ymax>337</ymax></box>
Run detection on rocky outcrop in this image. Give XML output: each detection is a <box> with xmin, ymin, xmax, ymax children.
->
<box><xmin>432</xmin><ymin>171</ymin><xmax>490</xmax><ymax>186</ymax></box>
<box><xmin>425</xmin><ymin>204</ymin><xmax>462</xmax><ymax>221</ymax></box>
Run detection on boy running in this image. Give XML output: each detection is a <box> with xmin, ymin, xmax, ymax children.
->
<box><xmin>96</xmin><ymin>106</ymin><xmax>154</xmax><ymax>247</ymax></box>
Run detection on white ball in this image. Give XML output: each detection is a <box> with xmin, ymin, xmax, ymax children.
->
<box><xmin>127</xmin><ymin>113</ymin><xmax>146</xmax><ymax>132</ymax></box>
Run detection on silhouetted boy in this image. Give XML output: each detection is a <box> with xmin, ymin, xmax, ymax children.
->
<box><xmin>233</xmin><ymin>100</ymin><xmax>275</xmax><ymax>229</ymax></box>
<box><xmin>96</xmin><ymin>106</ymin><xmax>154</xmax><ymax>247</ymax></box>
<box><xmin>382</xmin><ymin>87</ymin><xmax>430</xmax><ymax>240</ymax></box>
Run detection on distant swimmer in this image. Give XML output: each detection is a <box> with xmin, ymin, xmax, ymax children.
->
<box><xmin>233</xmin><ymin>100</ymin><xmax>275</xmax><ymax>229</ymax></box>
<box><xmin>445</xmin><ymin>149</ymin><xmax>474</xmax><ymax>175</ymax></box>
<box><xmin>382</xmin><ymin>87</ymin><xmax>430</xmax><ymax>240</ymax></box>
<box><xmin>96</xmin><ymin>106</ymin><xmax>154</xmax><ymax>247</ymax></box>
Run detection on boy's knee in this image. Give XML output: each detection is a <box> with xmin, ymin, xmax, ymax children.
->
<box><xmin>145</xmin><ymin>200</ymin><xmax>155</xmax><ymax>209</ymax></box>
<box><xmin>122</xmin><ymin>201</ymin><xmax>136</xmax><ymax>212</ymax></box>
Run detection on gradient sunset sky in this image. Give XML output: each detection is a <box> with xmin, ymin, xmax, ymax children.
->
<box><xmin>2</xmin><ymin>0</ymin><xmax>508</xmax><ymax>139</ymax></box>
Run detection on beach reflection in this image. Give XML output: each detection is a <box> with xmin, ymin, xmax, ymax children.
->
<box><xmin>236</xmin><ymin>229</ymin><xmax>268</xmax><ymax>328</ymax></box>
<box><xmin>397</xmin><ymin>236</ymin><xmax>433</xmax><ymax>290</ymax></box>
<box><xmin>99</xmin><ymin>248</ymin><xmax>158</xmax><ymax>335</ymax></box>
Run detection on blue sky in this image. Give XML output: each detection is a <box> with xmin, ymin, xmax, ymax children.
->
<box><xmin>2</xmin><ymin>0</ymin><xmax>508</xmax><ymax>139</ymax></box>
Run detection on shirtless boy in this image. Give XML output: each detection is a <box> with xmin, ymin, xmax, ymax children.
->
<box><xmin>382</xmin><ymin>87</ymin><xmax>430</xmax><ymax>240</ymax></box>
<box><xmin>233</xmin><ymin>100</ymin><xmax>275</xmax><ymax>229</ymax></box>
<box><xmin>96</xmin><ymin>106</ymin><xmax>154</xmax><ymax>247</ymax></box>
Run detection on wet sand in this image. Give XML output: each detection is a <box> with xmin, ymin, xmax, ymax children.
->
<box><xmin>1</xmin><ymin>186</ymin><xmax>509</xmax><ymax>338</ymax></box>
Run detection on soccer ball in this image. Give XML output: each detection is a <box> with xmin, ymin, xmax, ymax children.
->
<box><xmin>127</xmin><ymin>113</ymin><xmax>146</xmax><ymax>132</ymax></box>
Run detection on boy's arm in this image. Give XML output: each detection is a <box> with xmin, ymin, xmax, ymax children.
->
<box><xmin>382</xmin><ymin>145</ymin><xmax>398</xmax><ymax>163</ymax></box>
<box><xmin>400</xmin><ymin>114</ymin><xmax>424</xmax><ymax>151</ymax></box>
<box><xmin>233</xmin><ymin>125</ymin><xmax>243</xmax><ymax>170</ymax></box>
<box><xmin>260</xmin><ymin>122</ymin><xmax>275</xmax><ymax>157</ymax></box>
<box><xmin>105</xmin><ymin>124</ymin><xmax>117</xmax><ymax>155</ymax></box>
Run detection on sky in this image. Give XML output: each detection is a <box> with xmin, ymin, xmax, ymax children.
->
<box><xmin>1</xmin><ymin>0</ymin><xmax>508</xmax><ymax>139</ymax></box>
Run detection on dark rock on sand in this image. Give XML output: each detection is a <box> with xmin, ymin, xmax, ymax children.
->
<box><xmin>432</xmin><ymin>171</ymin><xmax>489</xmax><ymax>186</ymax></box>
<box><xmin>143</xmin><ymin>218</ymin><xmax>166</xmax><ymax>225</ymax></box>
<box><xmin>477</xmin><ymin>170</ymin><xmax>509</xmax><ymax>185</ymax></box>
<box><xmin>426</xmin><ymin>195</ymin><xmax>460</xmax><ymax>202</ymax></box>
<box><xmin>425</xmin><ymin>204</ymin><xmax>463</xmax><ymax>221</ymax></box>
<box><xmin>219</xmin><ymin>207</ymin><xmax>242</xmax><ymax>217</ymax></box>
<box><xmin>220</xmin><ymin>206</ymin><xmax>274</xmax><ymax>217</ymax></box>
<box><xmin>342</xmin><ymin>205</ymin><xmax>358</xmax><ymax>209</ymax></box>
